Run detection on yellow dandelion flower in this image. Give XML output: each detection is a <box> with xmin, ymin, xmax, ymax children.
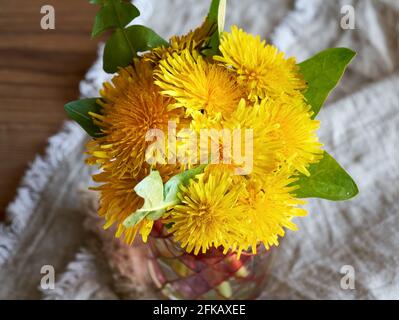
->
<box><xmin>91</xmin><ymin>169</ymin><xmax>148</xmax><ymax>244</ymax></box>
<box><xmin>190</xmin><ymin>99</ymin><xmax>280</xmax><ymax>180</ymax></box>
<box><xmin>221</xmin><ymin>99</ymin><xmax>280</xmax><ymax>178</ymax></box>
<box><xmin>186</xmin><ymin>94</ymin><xmax>322</xmax><ymax>179</ymax></box>
<box><xmin>190</xmin><ymin>110</ymin><xmax>223</xmax><ymax>132</ymax></box>
<box><xmin>154</xmin><ymin>49</ymin><xmax>244</xmax><ymax>117</ymax></box>
<box><xmin>262</xmin><ymin>95</ymin><xmax>323</xmax><ymax>176</ymax></box>
<box><xmin>165</xmin><ymin>169</ymin><xmax>247</xmax><ymax>255</ymax></box>
<box><xmin>86</xmin><ymin>59</ymin><xmax>185</xmax><ymax>178</ymax></box>
<box><xmin>237</xmin><ymin>169</ymin><xmax>307</xmax><ymax>254</ymax></box>
<box><xmin>215</xmin><ymin>26</ymin><xmax>306</xmax><ymax>100</ymax></box>
<box><xmin>85</xmin><ymin>60</ymin><xmax>187</xmax><ymax>244</ymax></box>
<box><xmin>144</xmin><ymin>20</ymin><xmax>215</xmax><ymax>64</ymax></box>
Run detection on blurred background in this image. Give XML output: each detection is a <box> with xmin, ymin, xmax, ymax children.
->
<box><xmin>0</xmin><ymin>0</ymin><xmax>398</xmax><ymax>299</ymax></box>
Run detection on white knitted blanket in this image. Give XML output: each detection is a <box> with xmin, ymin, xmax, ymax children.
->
<box><xmin>1</xmin><ymin>0</ymin><xmax>399</xmax><ymax>299</ymax></box>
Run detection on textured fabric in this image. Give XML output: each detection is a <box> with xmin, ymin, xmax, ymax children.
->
<box><xmin>262</xmin><ymin>73</ymin><xmax>399</xmax><ymax>299</ymax></box>
<box><xmin>1</xmin><ymin>0</ymin><xmax>398</xmax><ymax>299</ymax></box>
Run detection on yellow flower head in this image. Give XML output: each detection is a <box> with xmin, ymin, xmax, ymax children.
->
<box><xmin>86</xmin><ymin>60</ymin><xmax>186</xmax><ymax>244</ymax></box>
<box><xmin>237</xmin><ymin>169</ymin><xmax>307</xmax><ymax>253</ymax></box>
<box><xmin>215</xmin><ymin>26</ymin><xmax>306</xmax><ymax>101</ymax></box>
<box><xmin>262</xmin><ymin>95</ymin><xmax>323</xmax><ymax>176</ymax></box>
<box><xmin>165</xmin><ymin>169</ymin><xmax>247</xmax><ymax>255</ymax></box>
<box><xmin>144</xmin><ymin>20</ymin><xmax>215</xmax><ymax>64</ymax></box>
<box><xmin>188</xmin><ymin>96</ymin><xmax>322</xmax><ymax>181</ymax></box>
<box><xmin>154</xmin><ymin>49</ymin><xmax>244</xmax><ymax>117</ymax></box>
<box><xmin>86</xmin><ymin>60</ymin><xmax>185</xmax><ymax>178</ymax></box>
<box><xmin>165</xmin><ymin>166</ymin><xmax>309</xmax><ymax>256</ymax></box>
<box><xmin>221</xmin><ymin>99</ymin><xmax>280</xmax><ymax>179</ymax></box>
<box><xmin>183</xmin><ymin>99</ymin><xmax>276</xmax><ymax>179</ymax></box>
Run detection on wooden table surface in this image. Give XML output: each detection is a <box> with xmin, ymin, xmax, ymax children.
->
<box><xmin>0</xmin><ymin>1</ymin><xmax>100</xmax><ymax>219</ymax></box>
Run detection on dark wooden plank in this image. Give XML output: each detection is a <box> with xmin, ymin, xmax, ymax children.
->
<box><xmin>0</xmin><ymin>0</ymin><xmax>101</xmax><ymax>219</ymax></box>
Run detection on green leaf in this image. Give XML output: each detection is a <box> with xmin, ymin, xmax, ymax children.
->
<box><xmin>299</xmin><ymin>48</ymin><xmax>356</xmax><ymax>117</ymax></box>
<box><xmin>135</xmin><ymin>171</ymin><xmax>164</xmax><ymax>210</ymax></box>
<box><xmin>203</xmin><ymin>0</ymin><xmax>226</xmax><ymax>56</ymax></box>
<box><xmin>103</xmin><ymin>28</ymin><xmax>135</xmax><ymax>73</ymax></box>
<box><xmin>92</xmin><ymin>0</ymin><xmax>140</xmax><ymax>37</ymax></box>
<box><xmin>125</xmin><ymin>25</ymin><xmax>168</xmax><ymax>52</ymax></box>
<box><xmin>291</xmin><ymin>151</ymin><xmax>359</xmax><ymax>201</ymax></box>
<box><xmin>123</xmin><ymin>166</ymin><xmax>207</xmax><ymax>227</ymax></box>
<box><xmin>146</xmin><ymin>165</ymin><xmax>207</xmax><ymax>220</ymax></box>
<box><xmin>144</xmin><ymin>209</ymin><xmax>165</xmax><ymax>221</ymax></box>
<box><xmin>103</xmin><ymin>25</ymin><xmax>167</xmax><ymax>73</ymax></box>
<box><xmin>91</xmin><ymin>1</ymin><xmax>167</xmax><ymax>73</ymax></box>
<box><xmin>123</xmin><ymin>210</ymin><xmax>149</xmax><ymax>228</ymax></box>
<box><xmin>163</xmin><ymin>164</ymin><xmax>207</xmax><ymax>203</ymax></box>
<box><xmin>207</xmin><ymin>0</ymin><xmax>226</xmax><ymax>33</ymax></box>
<box><xmin>122</xmin><ymin>171</ymin><xmax>164</xmax><ymax>228</ymax></box>
<box><xmin>64</xmin><ymin>98</ymin><xmax>102</xmax><ymax>137</ymax></box>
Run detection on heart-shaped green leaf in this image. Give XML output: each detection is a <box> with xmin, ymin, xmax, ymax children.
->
<box><xmin>291</xmin><ymin>151</ymin><xmax>359</xmax><ymax>201</ymax></box>
<box><xmin>299</xmin><ymin>48</ymin><xmax>356</xmax><ymax>117</ymax></box>
<box><xmin>64</xmin><ymin>98</ymin><xmax>102</xmax><ymax>137</ymax></box>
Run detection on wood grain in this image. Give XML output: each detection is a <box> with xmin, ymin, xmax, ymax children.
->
<box><xmin>0</xmin><ymin>0</ymin><xmax>101</xmax><ymax>219</ymax></box>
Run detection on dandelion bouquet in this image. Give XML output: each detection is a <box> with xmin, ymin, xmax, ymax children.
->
<box><xmin>65</xmin><ymin>0</ymin><xmax>358</xmax><ymax>299</ymax></box>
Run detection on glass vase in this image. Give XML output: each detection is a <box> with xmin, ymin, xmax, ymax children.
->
<box><xmin>147</xmin><ymin>222</ymin><xmax>275</xmax><ymax>300</ymax></box>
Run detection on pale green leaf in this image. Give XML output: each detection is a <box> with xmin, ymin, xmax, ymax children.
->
<box><xmin>145</xmin><ymin>209</ymin><xmax>165</xmax><ymax>221</ymax></box>
<box><xmin>163</xmin><ymin>164</ymin><xmax>207</xmax><ymax>203</ymax></box>
<box><xmin>122</xmin><ymin>171</ymin><xmax>164</xmax><ymax>228</ymax></box>
<box><xmin>134</xmin><ymin>171</ymin><xmax>164</xmax><ymax>210</ymax></box>
<box><xmin>122</xmin><ymin>210</ymin><xmax>149</xmax><ymax>228</ymax></box>
<box><xmin>146</xmin><ymin>165</ymin><xmax>207</xmax><ymax>220</ymax></box>
<box><xmin>123</xmin><ymin>166</ymin><xmax>206</xmax><ymax>226</ymax></box>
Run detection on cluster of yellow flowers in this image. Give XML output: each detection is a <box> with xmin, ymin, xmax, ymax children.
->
<box><xmin>87</xmin><ymin>24</ymin><xmax>323</xmax><ymax>255</ymax></box>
